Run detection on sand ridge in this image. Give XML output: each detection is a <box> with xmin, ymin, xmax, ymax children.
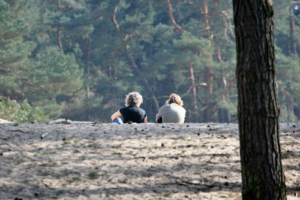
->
<box><xmin>0</xmin><ymin>118</ymin><xmax>12</xmax><ymax>124</ymax></box>
<box><xmin>0</xmin><ymin>122</ymin><xmax>299</xmax><ymax>200</ymax></box>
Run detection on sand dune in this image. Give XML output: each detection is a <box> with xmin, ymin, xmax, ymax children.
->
<box><xmin>0</xmin><ymin>122</ymin><xmax>299</xmax><ymax>199</ymax></box>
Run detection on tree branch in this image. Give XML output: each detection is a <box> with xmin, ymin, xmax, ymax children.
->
<box><xmin>185</xmin><ymin>83</ymin><xmax>207</xmax><ymax>94</ymax></box>
<box><xmin>197</xmin><ymin>96</ymin><xmax>206</xmax><ymax>106</ymax></box>
<box><xmin>165</xmin><ymin>0</ymin><xmax>184</xmax><ymax>35</ymax></box>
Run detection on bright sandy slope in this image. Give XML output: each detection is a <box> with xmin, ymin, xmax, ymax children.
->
<box><xmin>0</xmin><ymin>122</ymin><xmax>299</xmax><ymax>200</ymax></box>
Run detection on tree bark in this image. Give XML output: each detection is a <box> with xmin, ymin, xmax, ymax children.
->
<box><xmin>112</xmin><ymin>7</ymin><xmax>159</xmax><ymax>113</ymax></box>
<box><xmin>233</xmin><ymin>1</ymin><xmax>286</xmax><ymax>199</ymax></box>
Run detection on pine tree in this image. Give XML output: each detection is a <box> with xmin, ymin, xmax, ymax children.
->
<box><xmin>146</xmin><ymin>0</ymin><xmax>237</xmax><ymax>122</ymax></box>
<box><xmin>23</xmin><ymin>0</ymin><xmax>91</xmax><ymax>120</ymax></box>
<box><xmin>14</xmin><ymin>0</ymin><xmax>298</xmax><ymax>123</ymax></box>
<box><xmin>233</xmin><ymin>0</ymin><xmax>286</xmax><ymax>199</ymax></box>
<box><xmin>18</xmin><ymin>46</ymin><xmax>83</xmax><ymax>120</ymax></box>
<box><xmin>0</xmin><ymin>0</ymin><xmax>35</xmax><ymax>99</ymax></box>
<box><xmin>273</xmin><ymin>1</ymin><xmax>300</xmax><ymax>121</ymax></box>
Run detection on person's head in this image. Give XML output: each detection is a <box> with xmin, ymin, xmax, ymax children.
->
<box><xmin>166</xmin><ymin>93</ymin><xmax>183</xmax><ymax>106</ymax></box>
<box><xmin>125</xmin><ymin>92</ymin><xmax>143</xmax><ymax>107</ymax></box>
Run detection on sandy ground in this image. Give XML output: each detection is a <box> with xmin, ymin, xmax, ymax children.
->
<box><xmin>0</xmin><ymin>122</ymin><xmax>299</xmax><ymax>200</ymax></box>
<box><xmin>0</xmin><ymin>119</ymin><xmax>12</xmax><ymax>124</ymax></box>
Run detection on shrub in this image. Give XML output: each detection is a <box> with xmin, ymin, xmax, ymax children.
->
<box><xmin>0</xmin><ymin>98</ymin><xmax>43</xmax><ymax>123</ymax></box>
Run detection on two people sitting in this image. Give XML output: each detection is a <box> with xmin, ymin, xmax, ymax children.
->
<box><xmin>111</xmin><ymin>92</ymin><xmax>186</xmax><ymax>124</ymax></box>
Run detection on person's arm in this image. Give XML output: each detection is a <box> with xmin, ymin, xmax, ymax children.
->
<box><xmin>144</xmin><ymin>116</ymin><xmax>147</xmax><ymax>123</ymax></box>
<box><xmin>181</xmin><ymin>107</ymin><xmax>186</xmax><ymax>123</ymax></box>
<box><xmin>156</xmin><ymin>106</ymin><xmax>165</xmax><ymax>122</ymax></box>
<box><xmin>111</xmin><ymin>111</ymin><xmax>121</xmax><ymax>121</ymax></box>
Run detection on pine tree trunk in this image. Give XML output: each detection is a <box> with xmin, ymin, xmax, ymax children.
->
<box><xmin>203</xmin><ymin>0</ymin><xmax>215</xmax><ymax>122</ymax></box>
<box><xmin>188</xmin><ymin>62</ymin><xmax>198</xmax><ymax>122</ymax></box>
<box><xmin>286</xmin><ymin>84</ymin><xmax>293</xmax><ymax>121</ymax></box>
<box><xmin>233</xmin><ymin>1</ymin><xmax>286</xmax><ymax>199</ymax></box>
<box><xmin>204</xmin><ymin>67</ymin><xmax>213</xmax><ymax>122</ymax></box>
<box><xmin>86</xmin><ymin>40</ymin><xmax>90</xmax><ymax>98</ymax></box>
<box><xmin>165</xmin><ymin>0</ymin><xmax>184</xmax><ymax>35</ymax></box>
<box><xmin>214</xmin><ymin>37</ymin><xmax>229</xmax><ymax>122</ymax></box>
<box><xmin>290</xmin><ymin>6</ymin><xmax>296</xmax><ymax>55</ymax></box>
<box><xmin>57</xmin><ymin>25</ymin><xmax>64</xmax><ymax>54</ymax></box>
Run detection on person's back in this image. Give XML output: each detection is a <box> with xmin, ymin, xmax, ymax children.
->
<box><xmin>156</xmin><ymin>94</ymin><xmax>186</xmax><ymax>123</ymax></box>
<box><xmin>158</xmin><ymin>103</ymin><xmax>185</xmax><ymax>123</ymax></box>
<box><xmin>120</xmin><ymin>105</ymin><xmax>146</xmax><ymax>123</ymax></box>
<box><xmin>111</xmin><ymin>92</ymin><xmax>147</xmax><ymax>124</ymax></box>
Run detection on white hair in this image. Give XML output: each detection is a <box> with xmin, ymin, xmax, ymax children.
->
<box><xmin>125</xmin><ymin>92</ymin><xmax>143</xmax><ymax>106</ymax></box>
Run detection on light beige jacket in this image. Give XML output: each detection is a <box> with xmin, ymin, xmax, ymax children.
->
<box><xmin>156</xmin><ymin>103</ymin><xmax>186</xmax><ymax>123</ymax></box>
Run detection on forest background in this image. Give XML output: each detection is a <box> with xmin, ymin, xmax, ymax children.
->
<box><xmin>0</xmin><ymin>0</ymin><xmax>299</xmax><ymax>123</ymax></box>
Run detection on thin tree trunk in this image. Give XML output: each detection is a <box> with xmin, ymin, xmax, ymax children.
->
<box><xmin>286</xmin><ymin>84</ymin><xmax>294</xmax><ymax>121</ymax></box>
<box><xmin>290</xmin><ymin>6</ymin><xmax>296</xmax><ymax>55</ymax></box>
<box><xmin>108</xmin><ymin>66</ymin><xmax>112</xmax><ymax>85</ymax></box>
<box><xmin>112</xmin><ymin>7</ymin><xmax>159</xmax><ymax>113</ymax></box>
<box><xmin>86</xmin><ymin>40</ymin><xmax>90</xmax><ymax>98</ymax></box>
<box><xmin>214</xmin><ymin>37</ymin><xmax>223</xmax><ymax>63</ymax></box>
<box><xmin>233</xmin><ymin>1</ymin><xmax>286</xmax><ymax>199</ymax></box>
<box><xmin>57</xmin><ymin>0</ymin><xmax>64</xmax><ymax>54</ymax></box>
<box><xmin>203</xmin><ymin>0</ymin><xmax>210</xmax><ymax>38</ymax></box>
<box><xmin>287</xmin><ymin>99</ymin><xmax>293</xmax><ymax>121</ymax></box>
<box><xmin>203</xmin><ymin>0</ymin><xmax>214</xmax><ymax>122</ymax></box>
<box><xmin>57</xmin><ymin>25</ymin><xmax>64</xmax><ymax>54</ymax></box>
<box><xmin>204</xmin><ymin>67</ymin><xmax>213</xmax><ymax>121</ymax></box>
<box><xmin>165</xmin><ymin>0</ymin><xmax>184</xmax><ymax>35</ymax></box>
<box><xmin>214</xmin><ymin>37</ymin><xmax>230</xmax><ymax>122</ymax></box>
<box><xmin>188</xmin><ymin>62</ymin><xmax>198</xmax><ymax>121</ymax></box>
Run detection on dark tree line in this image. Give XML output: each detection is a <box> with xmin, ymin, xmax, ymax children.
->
<box><xmin>0</xmin><ymin>0</ymin><xmax>299</xmax><ymax>124</ymax></box>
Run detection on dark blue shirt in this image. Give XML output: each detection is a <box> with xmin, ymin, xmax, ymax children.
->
<box><xmin>119</xmin><ymin>106</ymin><xmax>147</xmax><ymax>123</ymax></box>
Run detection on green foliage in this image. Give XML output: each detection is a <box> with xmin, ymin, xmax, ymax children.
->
<box><xmin>0</xmin><ymin>0</ymin><xmax>35</xmax><ymax>97</ymax></box>
<box><xmin>273</xmin><ymin>1</ymin><xmax>300</xmax><ymax>122</ymax></box>
<box><xmin>0</xmin><ymin>0</ymin><xmax>294</xmax><ymax>123</ymax></box>
<box><xmin>0</xmin><ymin>98</ymin><xmax>43</xmax><ymax>123</ymax></box>
<box><xmin>276</xmin><ymin>52</ymin><xmax>300</xmax><ymax>122</ymax></box>
<box><xmin>23</xmin><ymin>0</ymin><xmax>238</xmax><ymax>122</ymax></box>
<box><xmin>18</xmin><ymin>46</ymin><xmax>83</xmax><ymax>120</ymax></box>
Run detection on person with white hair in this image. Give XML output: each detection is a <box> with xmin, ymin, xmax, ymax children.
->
<box><xmin>111</xmin><ymin>92</ymin><xmax>147</xmax><ymax>124</ymax></box>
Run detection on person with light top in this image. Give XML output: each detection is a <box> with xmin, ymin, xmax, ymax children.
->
<box><xmin>111</xmin><ymin>92</ymin><xmax>147</xmax><ymax>124</ymax></box>
<box><xmin>156</xmin><ymin>93</ymin><xmax>186</xmax><ymax>123</ymax></box>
